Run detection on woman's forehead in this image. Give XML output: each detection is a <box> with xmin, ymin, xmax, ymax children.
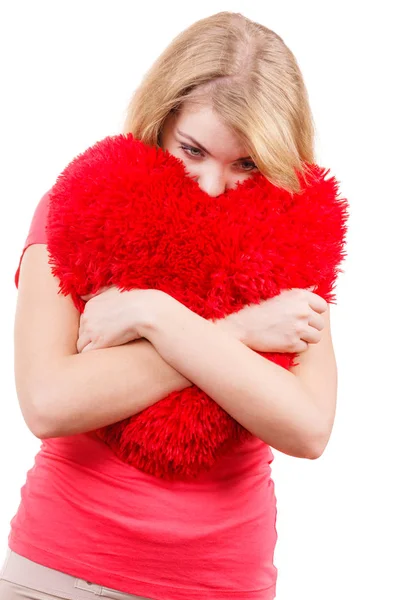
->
<box><xmin>172</xmin><ymin>104</ymin><xmax>248</xmax><ymax>156</ymax></box>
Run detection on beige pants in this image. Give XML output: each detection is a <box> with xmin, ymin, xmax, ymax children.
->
<box><xmin>0</xmin><ymin>549</ymin><xmax>151</xmax><ymax>600</ymax></box>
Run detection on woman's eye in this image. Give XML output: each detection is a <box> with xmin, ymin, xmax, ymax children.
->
<box><xmin>179</xmin><ymin>144</ymin><xmax>203</xmax><ymax>158</ymax></box>
<box><xmin>240</xmin><ymin>161</ymin><xmax>258</xmax><ymax>172</ymax></box>
<box><xmin>179</xmin><ymin>144</ymin><xmax>257</xmax><ymax>171</ymax></box>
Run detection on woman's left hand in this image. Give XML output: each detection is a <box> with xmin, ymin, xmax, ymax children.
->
<box><xmin>77</xmin><ymin>286</ymin><xmax>153</xmax><ymax>353</ymax></box>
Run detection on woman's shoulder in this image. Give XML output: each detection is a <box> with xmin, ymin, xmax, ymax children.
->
<box><xmin>15</xmin><ymin>190</ymin><xmax>52</xmax><ymax>288</ymax></box>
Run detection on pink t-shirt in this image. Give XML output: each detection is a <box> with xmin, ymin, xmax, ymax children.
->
<box><xmin>10</xmin><ymin>192</ymin><xmax>278</xmax><ymax>600</ymax></box>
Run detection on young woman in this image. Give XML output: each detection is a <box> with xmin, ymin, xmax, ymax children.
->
<box><xmin>1</xmin><ymin>11</ymin><xmax>337</xmax><ymax>600</ymax></box>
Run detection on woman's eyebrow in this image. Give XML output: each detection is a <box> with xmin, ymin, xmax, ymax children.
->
<box><xmin>176</xmin><ymin>129</ymin><xmax>251</xmax><ymax>161</ymax></box>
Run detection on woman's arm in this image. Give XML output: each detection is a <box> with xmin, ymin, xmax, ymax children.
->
<box><xmin>14</xmin><ymin>246</ymin><xmax>192</xmax><ymax>439</ymax></box>
<box><xmin>15</xmin><ymin>246</ymin><xmax>331</xmax><ymax>458</ymax></box>
<box><xmin>136</xmin><ymin>292</ymin><xmax>331</xmax><ymax>459</ymax></box>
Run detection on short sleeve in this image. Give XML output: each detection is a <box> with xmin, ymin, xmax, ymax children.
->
<box><xmin>15</xmin><ymin>191</ymin><xmax>51</xmax><ymax>288</ymax></box>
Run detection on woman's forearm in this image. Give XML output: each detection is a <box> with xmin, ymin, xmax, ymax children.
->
<box><xmin>35</xmin><ymin>310</ymin><xmax>235</xmax><ymax>440</ymax></box>
<box><xmin>138</xmin><ymin>294</ymin><xmax>325</xmax><ymax>459</ymax></box>
<box><xmin>37</xmin><ymin>339</ymin><xmax>192</xmax><ymax>439</ymax></box>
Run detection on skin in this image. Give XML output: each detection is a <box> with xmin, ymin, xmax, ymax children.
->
<box><xmin>75</xmin><ymin>101</ymin><xmax>337</xmax><ymax>458</ymax></box>
<box><xmin>159</xmin><ymin>102</ymin><xmax>258</xmax><ymax>196</ymax></box>
<box><xmin>79</xmin><ymin>101</ymin><xmax>326</xmax><ymax>357</ymax></box>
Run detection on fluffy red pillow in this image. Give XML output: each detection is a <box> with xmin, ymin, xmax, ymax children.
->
<box><xmin>46</xmin><ymin>134</ymin><xmax>349</xmax><ymax>480</ymax></box>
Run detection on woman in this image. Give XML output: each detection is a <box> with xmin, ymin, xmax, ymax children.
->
<box><xmin>1</xmin><ymin>11</ymin><xmax>337</xmax><ymax>600</ymax></box>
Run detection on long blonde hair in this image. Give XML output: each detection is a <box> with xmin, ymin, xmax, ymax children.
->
<box><xmin>123</xmin><ymin>11</ymin><xmax>316</xmax><ymax>193</ymax></box>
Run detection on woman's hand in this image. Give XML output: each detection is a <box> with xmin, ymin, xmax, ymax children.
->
<box><xmin>215</xmin><ymin>287</ymin><xmax>328</xmax><ymax>354</ymax></box>
<box><xmin>77</xmin><ymin>286</ymin><xmax>150</xmax><ymax>353</ymax></box>
<box><xmin>77</xmin><ymin>284</ymin><xmax>328</xmax><ymax>356</ymax></box>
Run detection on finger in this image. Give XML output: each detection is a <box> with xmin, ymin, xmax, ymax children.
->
<box><xmin>81</xmin><ymin>342</ymin><xmax>95</xmax><ymax>353</ymax></box>
<box><xmin>77</xmin><ymin>333</ymin><xmax>92</xmax><ymax>353</ymax></box>
<box><xmin>81</xmin><ymin>286</ymin><xmax>109</xmax><ymax>301</ymax></box>
<box><xmin>294</xmin><ymin>339</ymin><xmax>309</xmax><ymax>353</ymax></box>
<box><xmin>308</xmin><ymin>311</ymin><xmax>325</xmax><ymax>332</ymax></box>
<box><xmin>301</xmin><ymin>326</ymin><xmax>322</xmax><ymax>345</ymax></box>
<box><xmin>306</xmin><ymin>288</ymin><xmax>328</xmax><ymax>314</ymax></box>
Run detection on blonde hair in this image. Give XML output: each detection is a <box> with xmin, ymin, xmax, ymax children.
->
<box><xmin>123</xmin><ymin>11</ymin><xmax>316</xmax><ymax>193</ymax></box>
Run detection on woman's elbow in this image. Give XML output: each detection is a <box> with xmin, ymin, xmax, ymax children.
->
<box><xmin>17</xmin><ymin>387</ymin><xmax>56</xmax><ymax>440</ymax></box>
<box><xmin>305</xmin><ymin>426</ymin><xmax>333</xmax><ymax>459</ymax></box>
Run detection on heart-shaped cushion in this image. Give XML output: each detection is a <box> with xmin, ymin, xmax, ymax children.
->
<box><xmin>46</xmin><ymin>133</ymin><xmax>349</xmax><ymax>480</ymax></box>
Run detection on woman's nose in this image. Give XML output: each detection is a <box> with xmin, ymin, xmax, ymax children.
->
<box><xmin>197</xmin><ymin>175</ymin><xmax>227</xmax><ymax>197</ymax></box>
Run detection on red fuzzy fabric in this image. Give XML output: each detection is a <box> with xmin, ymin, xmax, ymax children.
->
<box><xmin>46</xmin><ymin>134</ymin><xmax>349</xmax><ymax>480</ymax></box>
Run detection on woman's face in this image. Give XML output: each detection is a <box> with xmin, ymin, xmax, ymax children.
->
<box><xmin>159</xmin><ymin>102</ymin><xmax>258</xmax><ymax>197</ymax></box>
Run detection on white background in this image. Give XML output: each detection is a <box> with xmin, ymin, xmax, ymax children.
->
<box><xmin>1</xmin><ymin>2</ymin><xmax>399</xmax><ymax>599</ymax></box>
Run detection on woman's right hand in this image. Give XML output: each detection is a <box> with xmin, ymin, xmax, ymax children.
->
<box><xmin>215</xmin><ymin>287</ymin><xmax>329</xmax><ymax>354</ymax></box>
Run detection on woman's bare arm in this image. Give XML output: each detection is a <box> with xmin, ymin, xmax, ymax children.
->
<box><xmin>136</xmin><ymin>293</ymin><xmax>333</xmax><ymax>460</ymax></box>
<box><xmin>15</xmin><ymin>246</ymin><xmax>332</xmax><ymax>459</ymax></box>
<box><xmin>14</xmin><ymin>245</ymin><xmax>192</xmax><ymax>439</ymax></box>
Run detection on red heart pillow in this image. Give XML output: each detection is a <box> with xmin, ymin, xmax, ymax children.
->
<box><xmin>46</xmin><ymin>134</ymin><xmax>349</xmax><ymax>480</ymax></box>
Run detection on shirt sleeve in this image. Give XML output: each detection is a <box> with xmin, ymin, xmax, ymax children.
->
<box><xmin>15</xmin><ymin>191</ymin><xmax>51</xmax><ymax>288</ymax></box>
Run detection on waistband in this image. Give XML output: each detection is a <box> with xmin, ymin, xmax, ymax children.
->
<box><xmin>0</xmin><ymin>548</ymin><xmax>149</xmax><ymax>599</ymax></box>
